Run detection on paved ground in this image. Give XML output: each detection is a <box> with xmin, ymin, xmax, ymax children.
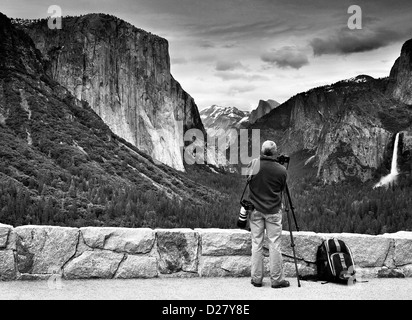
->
<box><xmin>1</xmin><ymin>277</ymin><xmax>411</xmax><ymax>300</ymax></box>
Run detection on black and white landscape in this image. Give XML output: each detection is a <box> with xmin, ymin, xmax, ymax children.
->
<box><xmin>1</xmin><ymin>1</ymin><xmax>412</xmax><ymax>235</ymax></box>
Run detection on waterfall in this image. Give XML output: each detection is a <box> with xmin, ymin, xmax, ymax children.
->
<box><xmin>390</xmin><ymin>132</ymin><xmax>400</xmax><ymax>176</ymax></box>
<box><xmin>374</xmin><ymin>132</ymin><xmax>400</xmax><ymax>188</ymax></box>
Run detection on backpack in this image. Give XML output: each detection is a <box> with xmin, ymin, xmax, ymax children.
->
<box><xmin>316</xmin><ymin>238</ymin><xmax>356</xmax><ymax>285</ymax></box>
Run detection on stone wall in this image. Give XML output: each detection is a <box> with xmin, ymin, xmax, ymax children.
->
<box><xmin>1</xmin><ymin>224</ymin><xmax>411</xmax><ymax>281</ymax></box>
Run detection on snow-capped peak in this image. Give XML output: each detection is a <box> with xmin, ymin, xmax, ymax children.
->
<box><xmin>200</xmin><ymin>105</ymin><xmax>249</xmax><ymax>120</ymax></box>
<box><xmin>343</xmin><ymin>75</ymin><xmax>374</xmax><ymax>84</ymax></box>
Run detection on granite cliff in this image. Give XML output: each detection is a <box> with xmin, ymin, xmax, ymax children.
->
<box><xmin>387</xmin><ymin>39</ymin><xmax>412</xmax><ymax>105</ymax></box>
<box><xmin>18</xmin><ymin>14</ymin><xmax>205</xmax><ymax>171</ymax></box>
<box><xmin>0</xmin><ymin>12</ymin><xmax>218</xmax><ymax>227</ymax></box>
<box><xmin>249</xmin><ymin>99</ymin><xmax>280</xmax><ymax>124</ymax></box>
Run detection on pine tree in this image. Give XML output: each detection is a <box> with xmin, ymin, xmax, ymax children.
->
<box><xmin>68</xmin><ymin>178</ymin><xmax>76</xmax><ymax>198</ymax></box>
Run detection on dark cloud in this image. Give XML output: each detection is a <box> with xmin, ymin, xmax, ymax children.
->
<box><xmin>198</xmin><ymin>41</ymin><xmax>216</xmax><ymax>48</ymax></box>
<box><xmin>261</xmin><ymin>46</ymin><xmax>309</xmax><ymax>69</ymax></box>
<box><xmin>310</xmin><ymin>28</ymin><xmax>410</xmax><ymax>56</ymax></box>
<box><xmin>221</xmin><ymin>42</ymin><xmax>239</xmax><ymax>49</ymax></box>
<box><xmin>215</xmin><ymin>60</ymin><xmax>246</xmax><ymax>71</ymax></box>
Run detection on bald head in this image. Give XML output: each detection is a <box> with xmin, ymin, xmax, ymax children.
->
<box><xmin>261</xmin><ymin>140</ymin><xmax>277</xmax><ymax>156</ymax></box>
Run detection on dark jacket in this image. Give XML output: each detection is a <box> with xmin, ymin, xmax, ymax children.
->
<box><xmin>247</xmin><ymin>155</ymin><xmax>287</xmax><ymax>215</ymax></box>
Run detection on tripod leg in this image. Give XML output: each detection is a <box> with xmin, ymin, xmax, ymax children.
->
<box><xmin>284</xmin><ymin>193</ymin><xmax>301</xmax><ymax>287</ymax></box>
<box><xmin>285</xmin><ymin>184</ymin><xmax>299</xmax><ymax>232</ymax></box>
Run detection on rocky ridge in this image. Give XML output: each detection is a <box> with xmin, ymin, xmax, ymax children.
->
<box><xmin>387</xmin><ymin>39</ymin><xmax>412</xmax><ymax>105</ymax></box>
<box><xmin>200</xmin><ymin>105</ymin><xmax>249</xmax><ymax>141</ymax></box>
<box><xmin>249</xmin><ymin>99</ymin><xmax>280</xmax><ymax>124</ymax></box>
<box><xmin>250</xmin><ymin>63</ymin><xmax>412</xmax><ymax>183</ymax></box>
<box><xmin>199</xmin><ymin>102</ymin><xmax>279</xmax><ymax>168</ymax></box>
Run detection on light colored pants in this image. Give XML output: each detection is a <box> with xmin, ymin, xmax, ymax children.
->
<box><xmin>249</xmin><ymin>209</ymin><xmax>284</xmax><ymax>285</ymax></box>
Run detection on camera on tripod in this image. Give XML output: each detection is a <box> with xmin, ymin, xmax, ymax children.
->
<box><xmin>275</xmin><ymin>154</ymin><xmax>290</xmax><ymax>165</ymax></box>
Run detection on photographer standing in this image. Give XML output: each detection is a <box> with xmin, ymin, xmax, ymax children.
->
<box><xmin>243</xmin><ymin>140</ymin><xmax>290</xmax><ymax>289</ymax></box>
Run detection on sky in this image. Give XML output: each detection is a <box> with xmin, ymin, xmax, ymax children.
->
<box><xmin>2</xmin><ymin>0</ymin><xmax>412</xmax><ymax>111</ymax></box>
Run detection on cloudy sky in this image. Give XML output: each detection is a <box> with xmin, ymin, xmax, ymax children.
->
<box><xmin>3</xmin><ymin>0</ymin><xmax>412</xmax><ymax>111</ymax></box>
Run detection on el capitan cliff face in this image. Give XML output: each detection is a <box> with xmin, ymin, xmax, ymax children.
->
<box><xmin>0</xmin><ymin>12</ymin><xmax>218</xmax><ymax>225</ymax></box>
<box><xmin>20</xmin><ymin>14</ymin><xmax>205</xmax><ymax>171</ymax></box>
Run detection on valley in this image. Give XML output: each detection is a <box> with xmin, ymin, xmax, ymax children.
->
<box><xmin>0</xmin><ymin>11</ymin><xmax>411</xmax><ymax>235</ymax></box>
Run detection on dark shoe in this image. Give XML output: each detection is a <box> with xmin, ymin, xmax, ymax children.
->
<box><xmin>271</xmin><ymin>280</ymin><xmax>290</xmax><ymax>289</ymax></box>
<box><xmin>251</xmin><ymin>279</ymin><xmax>262</xmax><ymax>287</ymax></box>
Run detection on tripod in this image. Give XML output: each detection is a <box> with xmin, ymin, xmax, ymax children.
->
<box><xmin>282</xmin><ymin>179</ymin><xmax>301</xmax><ymax>287</ymax></box>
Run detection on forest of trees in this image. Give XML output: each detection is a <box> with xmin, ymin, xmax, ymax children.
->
<box><xmin>0</xmin><ymin>164</ymin><xmax>239</xmax><ymax>230</ymax></box>
<box><xmin>1</xmin><ymin>161</ymin><xmax>411</xmax><ymax>235</ymax></box>
<box><xmin>284</xmin><ymin>173</ymin><xmax>412</xmax><ymax>235</ymax></box>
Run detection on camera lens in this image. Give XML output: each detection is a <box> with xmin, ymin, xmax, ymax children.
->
<box><xmin>237</xmin><ymin>207</ymin><xmax>248</xmax><ymax>229</ymax></box>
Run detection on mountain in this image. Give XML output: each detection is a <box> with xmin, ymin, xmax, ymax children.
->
<box><xmin>15</xmin><ymin>14</ymin><xmax>205</xmax><ymax>172</ymax></box>
<box><xmin>198</xmin><ymin>105</ymin><xmax>249</xmax><ymax>171</ymax></box>
<box><xmin>0</xmin><ymin>12</ymin><xmax>218</xmax><ymax>227</ymax></box>
<box><xmin>249</xmin><ymin>99</ymin><xmax>280</xmax><ymax>124</ymax></box>
<box><xmin>199</xmin><ymin>102</ymin><xmax>280</xmax><ymax>172</ymax></box>
<box><xmin>249</xmin><ymin>68</ymin><xmax>412</xmax><ymax>183</ymax></box>
<box><xmin>200</xmin><ymin>105</ymin><xmax>250</xmax><ymax>137</ymax></box>
<box><xmin>387</xmin><ymin>39</ymin><xmax>412</xmax><ymax>105</ymax></box>
<box><xmin>200</xmin><ymin>101</ymin><xmax>280</xmax><ymax>135</ymax></box>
